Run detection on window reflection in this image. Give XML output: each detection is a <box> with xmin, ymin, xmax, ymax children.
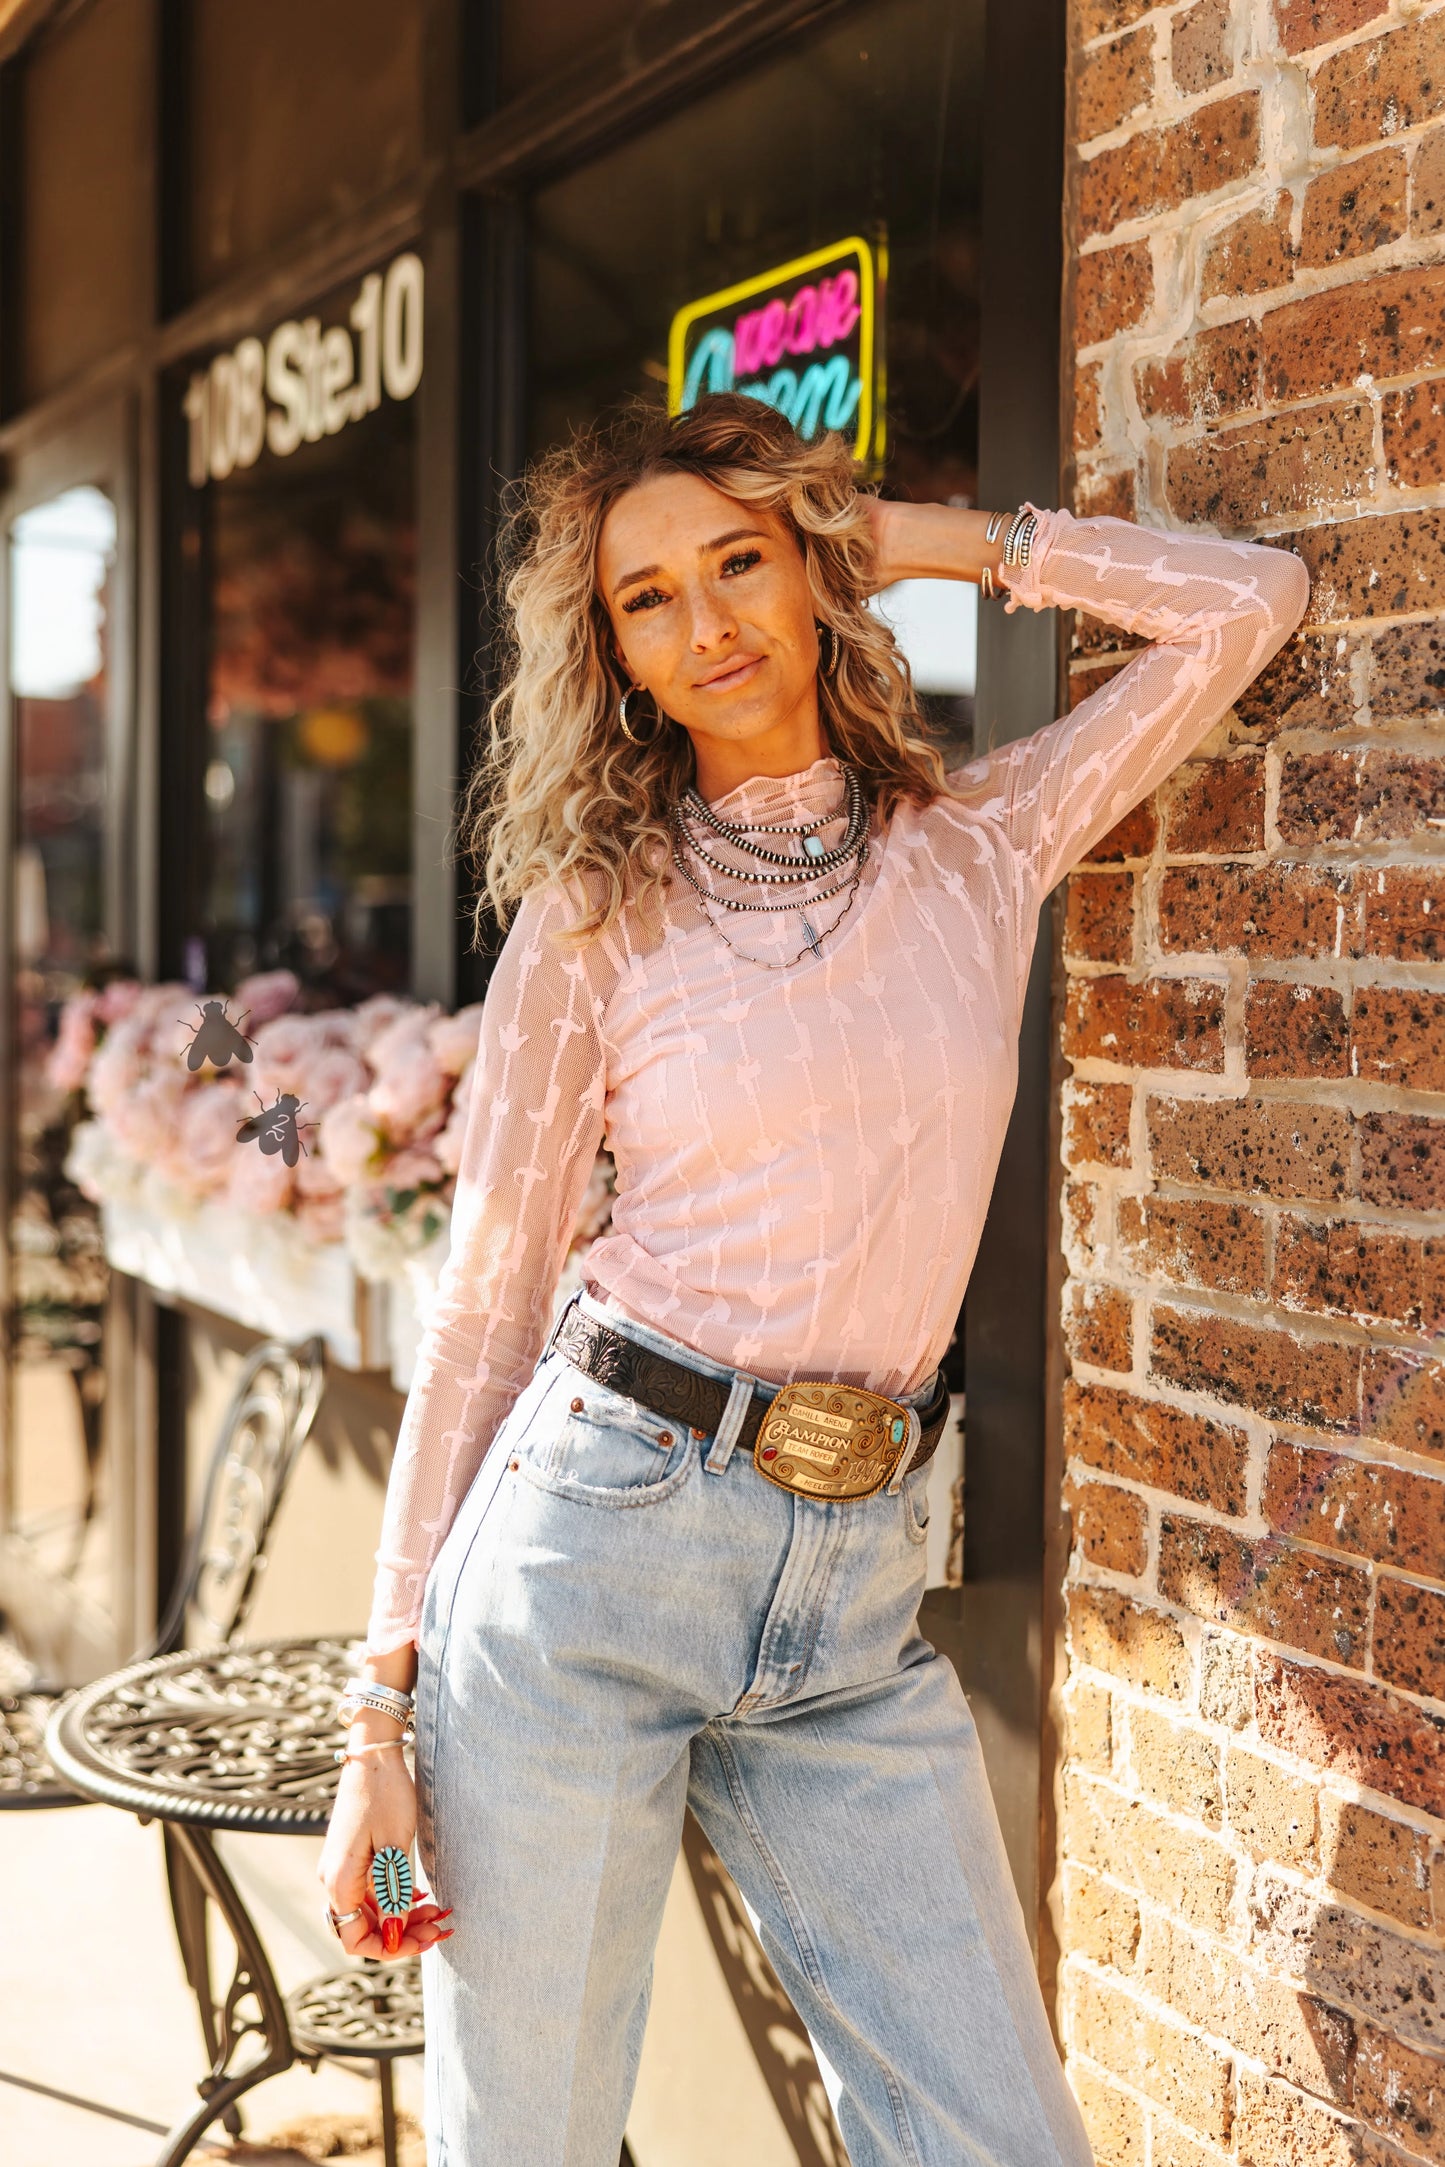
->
<box><xmin>8</xmin><ymin>484</ymin><xmax>115</xmax><ymax>1605</ymax></box>
<box><xmin>197</xmin><ymin>393</ymin><xmax>415</xmax><ymax>1000</ymax></box>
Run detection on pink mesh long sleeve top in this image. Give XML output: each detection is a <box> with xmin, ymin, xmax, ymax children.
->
<box><xmin>365</xmin><ymin>506</ymin><xmax>1310</xmax><ymax>1655</ymax></box>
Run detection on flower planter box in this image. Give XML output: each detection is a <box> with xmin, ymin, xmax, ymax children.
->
<box><xmin>101</xmin><ymin>1196</ymin><xmax>389</xmax><ymax>1372</ymax></box>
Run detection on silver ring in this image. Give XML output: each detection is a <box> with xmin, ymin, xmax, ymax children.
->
<box><xmin>325</xmin><ymin>1904</ymin><xmax>365</xmax><ymax>1938</ymax></box>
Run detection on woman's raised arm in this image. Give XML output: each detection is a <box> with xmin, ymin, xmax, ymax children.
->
<box><xmin>951</xmin><ymin>506</ymin><xmax>1311</xmax><ymax>902</ymax></box>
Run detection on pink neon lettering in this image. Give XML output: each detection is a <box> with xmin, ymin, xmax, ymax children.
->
<box><xmin>733</xmin><ymin>310</ymin><xmax>765</xmax><ymax>377</ymax></box>
<box><xmin>818</xmin><ymin>271</ymin><xmax>861</xmax><ymax>348</ymax></box>
<box><xmin>757</xmin><ymin>299</ymin><xmax>787</xmax><ymax>368</ymax></box>
<box><xmin>784</xmin><ymin>286</ymin><xmax>818</xmax><ymax>355</ymax></box>
<box><xmin>730</xmin><ymin>262</ymin><xmax>864</xmax><ymax>377</ymax></box>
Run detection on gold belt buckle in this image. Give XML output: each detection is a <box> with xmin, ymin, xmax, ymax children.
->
<box><xmin>753</xmin><ymin>1382</ymin><xmax>911</xmax><ymax>1501</ymax></box>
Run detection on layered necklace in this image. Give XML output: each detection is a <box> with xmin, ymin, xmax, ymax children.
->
<box><xmin>669</xmin><ymin>760</ymin><xmax>870</xmax><ymax>969</ymax></box>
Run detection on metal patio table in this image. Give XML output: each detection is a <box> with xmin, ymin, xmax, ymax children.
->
<box><xmin>44</xmin><ymin>1634</ymin><xmax>424</xmax><ymax>2167</ymax></box>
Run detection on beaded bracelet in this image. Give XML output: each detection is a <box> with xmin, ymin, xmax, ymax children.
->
<box><xmin>1002</xmin><ymin>508</ymin><xmax>1038</xmax><ymax>569</ymax></box>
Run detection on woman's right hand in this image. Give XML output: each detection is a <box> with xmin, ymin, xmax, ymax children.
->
<box><xmin>318</xmin><ymin>1743</ymin><xmax>453</xmax><ymax>1963</ymax></box>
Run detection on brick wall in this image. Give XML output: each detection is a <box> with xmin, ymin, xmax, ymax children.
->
<box><xmin>1057</xmin><ymin>3</ymin><xmax>1445</xmax><ymax>2163</ymax></box>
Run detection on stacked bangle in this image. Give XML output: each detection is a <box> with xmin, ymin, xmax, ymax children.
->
<box><xmin>338</xmin><ymin>1678</ymin><xmax>416</xmax><ymax>1729</ymax></box>
<box><xmin>1002</xmin><ymin>507</ymin><xmax>1038</xmax><ymax>569</ymax></box>
<box><xmin>980</xmin><ymin>506</ymin><xmax>1038</xmax><ymax>602</ymax></box>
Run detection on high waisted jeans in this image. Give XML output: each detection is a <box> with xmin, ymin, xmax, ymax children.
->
<box><xmin>414</xmin><ymin>1292</ymin><xmax>1093</xmax><ymax>2167</ymax></box>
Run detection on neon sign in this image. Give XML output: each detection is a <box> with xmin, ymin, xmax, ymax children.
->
<box><xmin>668</xmin><ymin>235</ymin><xmax>885</xmax><ymax>464</ymax></box>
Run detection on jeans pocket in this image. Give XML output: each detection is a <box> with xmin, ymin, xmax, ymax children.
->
<box><xmin>902</xmin><ymin>1462</ymin><xmax>932</xmax><ymax>1546</ymax></box>
<box><xmin>520</xmin><ymin>1371</ymin><xmax>698</xmax><ymax>1508</ymax></box>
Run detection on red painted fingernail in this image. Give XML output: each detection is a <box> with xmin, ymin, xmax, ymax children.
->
<box><xmin>437</xmin><ymin>1928</ymin><xmax>455</xmax><ymax>1939</ymax></box>
<box><xmin>432</xmin><ymin>1907</ymin><xmax>454</xmax><ymax>1920</ymax></box>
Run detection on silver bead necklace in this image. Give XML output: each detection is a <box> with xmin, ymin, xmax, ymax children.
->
<box><xmin>669</xmin><ymin>761</ymin><xmax>870</xmax><ymax>967</ymax></box>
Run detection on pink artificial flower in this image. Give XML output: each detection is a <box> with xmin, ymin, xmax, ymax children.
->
<box><xmin>368</xmin><ymin>1009</ymin><xmax>448</xmax><ymax>1141</ymax></box>
<box><xmin>87</xmin><ymin>1027</ymin><xmax>146</xmax><ymax>1117</ymax></box>
<box><xmin>233</xmin><ymin>970</ymin><xmax>300</xmax><ymax>1026</ymax></box>
<box><xmin>317</xmin><ymin>1093</ymin><xmax>384</xmax><ymax>1186</ymax></box>
<box><xmin>427</xmin><ymin>1004</ymin><xmax>485</xmax><ymax>1077</ymax></box>
<box><xmin>383</xmin><ymin>1146</ymin><xmax>446</xmax><ymax>1194</ymax></box>
<box><xmin>296</xmin><ymin>1150</ymin><xmax>345</xmax><ymax>1200</ymax></box>
<box><xmin>294</xmin><ymin>1189</ymin><xmax>347</xmax><ymax>1244</ymax></box>
<box><xmin>46</xmin><ymin>992</ymin><xmax>99</xmax><ymax>1093</ymax></box>
<box><xmin>107</xmin><ymin>1070</ymin><xmax>190</xmax><ymax>1167</ymax></box>
<box><xmin>435</xmin><ymin>1058</ymin><xmax>474</xmax><ymax>1175</ymax></box>
<box><xmin>251</xmin><ymin>1013</ymin><xmax>332</xmax><ymax>1096</ymax></box>
<box><xmin>226</xmin><ymin>1135</ymin><xmax>295</xmax><ymax>1215</ymax></box>
<box><xmin>314</xmin><ymin>1010</ymin><xmax>362</xmax><ymax>1051</ymax></box>
<box><xmin>87</xmin><ymin>986</ymin><xmax>187</xmax><ymax>1114</ymax></box>
<box><xmin>95</xmin><ymin>980</ymin><xmax>144</xmax><ymax>1026</ymax></box>
<box><xmin>129</xmin><ymin>984</ymin><xmax>208</xmax><ymax>1069</ymax></box>
<box><xmin>302</xmin><ymin>1046</ymin><xmax>371</xmax><ymax>1114</ymax></box>
<box><xmin>178</xmin><ymin>1082</ymin><xmax>248</xmax><ymax>1197</ymax></box>
<box><xmin>350</xmin><ymin>995</ymin><xmax>414</xmax><ymax>1054</ymax></box>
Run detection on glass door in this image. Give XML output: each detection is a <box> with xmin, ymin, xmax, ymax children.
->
<box><xmin>2</xmin><ymin>473</ymin><xmax>123</xmax><ymax>1690</ymax></box>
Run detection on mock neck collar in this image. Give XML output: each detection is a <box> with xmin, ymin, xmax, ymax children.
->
<box><xmin>702</xmin><ymin>755</ymin><xmax>847</xmax><ymax>822</ymax></box>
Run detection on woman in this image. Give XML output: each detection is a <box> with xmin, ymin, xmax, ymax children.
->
<box><xmin>320</xmin><ymin>394</ymin><xmax>1309</xmax><ymax>2165</ymax></box>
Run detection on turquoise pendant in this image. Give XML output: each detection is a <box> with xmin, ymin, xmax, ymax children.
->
<box><xmin>371</xmin><ymin>1844</ymin><xmax>415</xmax><ymax>1918</ymax></box>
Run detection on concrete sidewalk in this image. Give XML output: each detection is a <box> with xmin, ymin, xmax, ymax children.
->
<box><xmin>1</xmin><ymin>1802</ymin><xmax>425</xmax><ymax>2165</ymax></box>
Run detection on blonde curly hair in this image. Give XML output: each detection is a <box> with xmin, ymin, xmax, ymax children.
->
<box><xmin>466</xmin><ymin>393</ymin><xmax>949</xmax><ymax>940</ymax></box>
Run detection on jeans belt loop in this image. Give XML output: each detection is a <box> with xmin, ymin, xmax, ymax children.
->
<box><xmin>705</xmin><ymin>1374</ymin><xmax>756</xmax><ymax>1476</ymax></box>
<box><xmin>888</xmin><ymin>1405</ymin><xmax>923</xmax><ymax>1495</ymax></box>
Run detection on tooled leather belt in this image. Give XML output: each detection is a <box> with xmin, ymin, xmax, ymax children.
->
<box><xmin>552</xmin><ymin>1302</ymin><xmax>953</xmax><ymax>1501</ymax></box>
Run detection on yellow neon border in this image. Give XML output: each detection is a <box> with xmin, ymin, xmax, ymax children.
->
<box><xmin>667</xmin><ymin>235</ymin><xmax>878</xmax><ymax>463</ymax></box>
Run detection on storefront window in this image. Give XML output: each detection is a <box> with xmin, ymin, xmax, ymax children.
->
<box><xmin>186</xmin><ymin>0</ymin><xmax>422</xmax><ymax>299</ymax></box>
<box><xmin>526</xmin><ymin>0</ymin><xmax>984</xmax><ymax>755</ymax></box>
<box><xmin>182</xmin><ymin>259</ymin><xmax>420</xmax><ymax>1001</ymax></box>
<box><xmin>20</xmin><ymin>0</ymin><xmax>152</xmax><ymax>404</ymax></box>
<box><xmin>7</xmin><ymin>486</ymin><xmax>115</xmax><ymax>1606</ymax></box>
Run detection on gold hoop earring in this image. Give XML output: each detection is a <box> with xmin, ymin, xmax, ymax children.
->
<box><xmin>619</xmin><ymin>685</ymin><xmax>661</xmax><ymax>746</ymax></box>
<box><xmin>816</xmin><ymin>621</ymin><xmax>840</xmax><ymax>674</ymax></box>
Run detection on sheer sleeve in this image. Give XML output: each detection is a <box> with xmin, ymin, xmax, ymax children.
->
<box><xmin>949</xmin><ymin>506</ymin><xmax>1311</xmax><ymax>903</ymax></box>
<box><xmin>364</xmin><ymin>885</ymin><xmax>607</xmax><ymax>1657</ymax></box>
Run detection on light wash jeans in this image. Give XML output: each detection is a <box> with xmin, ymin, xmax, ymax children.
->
<box><xmin>414</xmin><ymin>1292</ymin><xmax>1093</xmax><ymax>2167</ymax></box>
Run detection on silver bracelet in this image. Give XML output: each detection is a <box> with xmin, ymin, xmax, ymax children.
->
<box><xmin>341</xmin><ymin>1675</ymin><xmax>415</xmax><ymax>1713</ymax></box>
<box><xmin>339</xmin><ymin>1679</ymin><xmax>416</xmax><ymax>1727</ymax></box>
<box><xmin>984</xmin><ymin>510</ymin><xmax>1006</xmax><ymax>545</ymax></box>
<box><xmin>980</xmin><ymin>563</ymin><xmax>999</xmax><ymax>602</ymax></box>
<box><xmin>1002</xmin><ymin>509</ymin><xmax>1038</xmax><ymax>569</ymax></box>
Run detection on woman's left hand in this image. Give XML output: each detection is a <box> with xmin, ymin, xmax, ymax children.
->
<box><xmin>863</xmin><ymin>497</ymin><xmax>999</xmax><ymax>592</ymax></box>
<box><xmin>863</xmin><ymin>497</ymin><xmax>905</xmax><ymax>592</ymax></box>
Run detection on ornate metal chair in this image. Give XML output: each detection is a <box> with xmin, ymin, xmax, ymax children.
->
<box><xmin>0</xmin><ymin>1333</ymin><xmax>327</xmax><ymax>1806</ymax></box>
<box><xmin>286</xmin><ymin>1960</ymin><xmax>426</xmax><ymax>2167</ymax></box>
